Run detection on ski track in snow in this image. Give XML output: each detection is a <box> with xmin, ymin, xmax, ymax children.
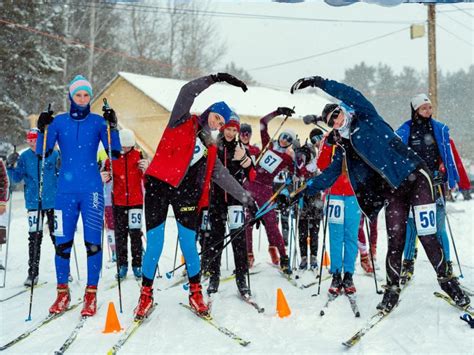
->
<box><xmin>0</xmin><ymin>192</ymin><xmax>473</xmax><ymax>354</ymax></box>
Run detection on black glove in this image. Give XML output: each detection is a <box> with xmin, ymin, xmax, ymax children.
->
<box><xmin>290</xmin><ymin>76</ymin><xmax>325</xmax><ymax>94</ymax></box>
<box><xmin>247</xmin><ymin>199</ymin><xmax>261</xmax><ymax>229</ymax></box>
<box><xmin>276</xmin><ymin>107</ymin><xmax>295</xmax><ymax>117</ymax></box>
<box><xmin>37</xmin><ymin>109</ymin><xmax>54</xmax><ymax>133</ymax></box>
<box><xmin>212</xmin><ymin>73</ymin><xmax>248</xmax><ymax>92</ymax></box>
<box><xmin>6</xmin><ymin>152</ymin><xmax>19</xmax><ymax>169</ymax></box>
<box><xmin>103</xmin><ymin>108</ymin><xmax>118</xmax><ymax>130</ymax></box>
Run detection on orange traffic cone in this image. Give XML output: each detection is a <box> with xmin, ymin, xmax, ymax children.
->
<box><xmin>276</xmin><ymin>288</ymin><xmax>291</xmax><ymax>318</ymax></box>
<box><xmin>103</xmin><ymin>302</ymin><xmax>122</xmax><ymax>333</ymax></box>
<box><xmin>322</xmin><ymin>250</ymin><xmax>330</xmax><ymax>268</ymax></box>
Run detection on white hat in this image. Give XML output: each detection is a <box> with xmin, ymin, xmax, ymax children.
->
<box><xmin>411</xmin><ymin>94</ymin><xmax>432</xmax><ymax>111</ymax></box>
<box><xmin>119</xmin><ymin>129</ymin><xmax>135</xmax><ymax>147</ymax></box>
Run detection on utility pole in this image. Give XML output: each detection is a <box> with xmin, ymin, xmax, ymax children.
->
<box><xmin>88</xmin><ymin>0</ymin><xmax>96</xmax><ymax>82</ymax></box>
<box><xmin>63</xmin><ymin>0</ymin><xmax>70</xmax><ymax>112</ymax></box>
<box><xmin>427</xmin><ymin>4</ymin><xmax>438</xmax><ymax>117</ymax></box>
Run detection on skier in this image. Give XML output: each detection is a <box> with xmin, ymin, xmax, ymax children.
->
<box><xmin>134</xmin><ymin>73</ymin><xmax>258</xmax><ymax>319</ymax></box>
<box><xmin>0</xmin><ymin>157</ymin><xmax>9</xmax><ymax>270</ymax></box>
<box><xmin>245</xmin><ymin>107</ymin><xmax>302</xmax><ymax>273</ymax></box>
<box><xmin>6</xmin><ymin>128</ymin><xmax>60</xmax><ymax>286</ymax></box>
<box><xmin>297</xmin><ymin>128</ymin><xmax>324</xmax><ymax>271</ymax></box>
<box><xmin>396</xmin><ymin>94</ymin><xmax>463</xmax><ymax>282</ymax></box>
<box><xmin>205</xmin><ymin>114</ymin><xmax>254</xmax><ymax>297</ymax></box>
<box><xmin>317</xmin><ymin>131</ymin><xmax>360</xmax><ymax>295</ymax></box>
<box><xmin>357</xmin><ymin>217</ymin><xmax>379</xmax><ymax>273</ymax></box>
<box><xmin>239</xmin><ymin>123</ymin><xmax>260</xmax><ymax>267</ymax></box>
<box><xmin>290</xmin><ymin>76</ymin><xmax>470</xmax><ymax>311</ymax></box>
<box><xmin>103</xmin><ymin>129</ymin><xmax>148</xmax><ymax>280</ymax></box>
<box><xmin>98</xmin><ymin>149</ymin><xmax>116</xmax><ymax>263</ymax></box>
<box><xmin>36</xmin><ymin>75</ymin><xmax>121</xmax><ymax>316</ymax></box>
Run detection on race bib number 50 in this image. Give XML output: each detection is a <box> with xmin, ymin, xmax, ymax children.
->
<box><xmin>413</xmin><ymin>203</ymin><xmax>436</xmax><ymax>236</ymax></box>
<box><xmin>259</xmin><ymin>150</ymin><xmax>283</xmax><ymax>174</ymax></box>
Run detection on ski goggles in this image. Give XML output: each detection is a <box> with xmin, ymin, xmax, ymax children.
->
<box><xmin>326</xmin><ymin>107</ymin><xmax>341</xmax><ymax>128</ymax></box>
<box><xmin>279</xmin><ymin>133</ymin><xmax>293</xmax><ymax>143</ymax></box>
<box><xmin>240</xmin><ymin>131</ymin><xmax>251</xmax><ymax>138</ymax></box>
<box><xmin>310</xmin><ymin>135</ymin><xmax>323</xmax><ymax>145</ymax></box>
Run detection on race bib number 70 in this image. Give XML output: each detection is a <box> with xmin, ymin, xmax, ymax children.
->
<box><xmin>327</xmin><ymin>199</ymin><xmax>344</xmax><ymax>225</ymax></box>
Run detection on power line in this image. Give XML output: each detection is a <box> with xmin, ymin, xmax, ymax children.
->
<box><xmin>439</xmin><ymin>11</ymin><xmax>473</xmax><ymax>32</ymax></box>
<box><xmin>35</xmin><ymin>1</ymin><xmax>421</xmax><ymax>25</ymax></box>
<box><xmin>452</xmin><ymin>4</ymin><xmax>474</xmax><ymax>18</ymax></box>
<box><xmin>248</xmin><ymin>26</ymin><xmax>408</xmax><ymax>72</ymax></box>
<box><xmin>437</xmin><ymin>23</ymin><xmax>474</xmax><ymax>48</ymax></box>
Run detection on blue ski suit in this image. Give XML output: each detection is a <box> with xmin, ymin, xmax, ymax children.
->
<box><xmin>37</xmin><ymin>109</ymin><xmax>120</xmax><ymax>286</ymax></box>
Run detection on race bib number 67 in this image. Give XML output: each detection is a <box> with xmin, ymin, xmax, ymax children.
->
<box><xmin>259</xmin><ymin>150</ymin><xmax>283</xmax><ymax>174</ymax></box>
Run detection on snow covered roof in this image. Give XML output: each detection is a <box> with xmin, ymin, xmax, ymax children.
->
<box><xmin>118</xmin><ymin>72</ymin><xmax>329</xmax><ymax>118</ymax></box>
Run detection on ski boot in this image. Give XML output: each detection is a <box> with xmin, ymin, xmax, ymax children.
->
<box><xmin>189</xmin><ymin>282</ymin><xmax>209</xmax><ymax>315</ymax></box>
<box><xmin>329</xmin><ymin>273</ymin><xmax>343</xmax><ymax>295</ymax></box>
<box><xmin>49</xmin><ymin>284</ymin><xmax>71</xmax><ymax>314</ymax></box>
<box><xmin>81</xmin><ymin>285</ymin><xmax>97</xmax><ymax>317</ymax></box>
<box><xmin>376</xmin><ymin>285</ymin><xmax>401</xmax><ymax>313</ymax></box>
<box><xmin>24</xmin><ymin>275</ymin><xmax>39</xmax><ymax>287</ymax></box>
<box><xmin>438</xmin><ymin>275</ymin><xmax>470</xmax><ymax>307</ymax></box>
<box><xmin>236</xmin><ymin>275</ymin><xmax>251</xmax><ymax>298</ymax></box>
<box><xmin>280</xmin><ymin>255</ymin><xmax>291</xmax><ymax>275</ymax></box>
<box><xmin>207</xmin><ymin>274</ymin><xmax>220</xmax><ymax>295</ymax></box>
<box><xmin>400</xmin><ymin>259</ymin><xmax>414</xmax><ymax>285</ymax></box>
<box><xmin>360</xmin><ymin>253</ymin><xmax>374</xmax><ymax>274</ymax></box>
<box><xmin>247</xmin><ymin>252</ymin><xmax>255</xmax><ymax>269</ymax></box>
<box><xmin>299</xmin><ymin>256</ymin><xmax>308</xmax><ymax>270</ymax></box>
<box><xmin>342</xmin><ymin>272</ymin><xmax>356</xmax><ymax>295</ymax></box>
<box><xmin>268</xmin><ymin>246</ymin><xmax>280</xmax><ymax>265</ymax></box>
<box><xmin>116</xmin><ymin>265</ymin><xmax>128</xmax><ymax>281</ymax></box>
<box><xmin>310</xmin><ymin>255</ymin><xmax>318</xmax><ymax>271</ymax></box>
<box><xmin>132</xmin><ymin>267</ymin><xmax>142</xmax><ymax>280</ymax></box>
<box><xmin>135</xmin><ymin>285</ymin><xmax>154</xmax><ymax>320</ymax></box>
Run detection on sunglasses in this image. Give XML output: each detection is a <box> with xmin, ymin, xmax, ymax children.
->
<box><xmin>326</xmin><ymin>108</ymin><xmax>341</xmax><ymax>128</ymax></box>
<box><xmin>240</xmin><ymin>132</ymin><xmax>251</xmax><ymax>138</ymax></box>
<box><xmin>280</xmin><ymin>133</ymin><xmax>293</xmax><ymax>143</ymax></box>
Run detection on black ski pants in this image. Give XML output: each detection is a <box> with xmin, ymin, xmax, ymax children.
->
<box><xmin>298</xmin><ymin>194</ymin><xmax>323</xmax><ymax>259</ymax></box>
<box><xmin>27</xmin><ymin>209</ymin><xmax>55</xmax><ymax>278</ymax></box>
<box><xmin>113</xmin><ymin>205</ymin><xmax>143</xmax><ymax>268</ymax></box>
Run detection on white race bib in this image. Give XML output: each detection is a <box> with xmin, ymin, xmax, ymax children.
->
<box><xmin>27</xmin><ymin>211</ymin><xmax>43</xmax><ymax>233</ymax></box>
<box><xmin>200</xmin><ymin>210</ymin><xmax>211</xmax><ymax>231</ymax></box>
<box><xmin>327</xmin><ymin>199</ymin><xmax>344</xmax><ymax>224</ymax></box>
<box><xmin>227</xmin><ymin>205</ymin><xmax>244</xmax><ymax>229</ymax></box>
<box><xmin>128</xmin><ymin>208</ymin><xmax>143</xmax><ymax>229</ymax></box>
<box><xmin>413</xmin><ymin>203</ymin><xmax>437</xmax><ymax>236</ymax></box>
<box><xmin>54</xmin><ymin>210</ymin><xmax>64</xmax><ymax>237</ymax></box>
<box><xmin>259</xmin><ymin>150</ymin><xmax>283</xmax><ymax>174</ymax></box>
<box><xmin>190</xmin><ymin>137</ymin><xmax>207</xmax><ymax>166</ymax></box>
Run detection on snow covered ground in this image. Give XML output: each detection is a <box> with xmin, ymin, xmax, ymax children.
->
<box><xmin>0</xmin><ymin>191</ymin><xmax>473</xmax><ymax>354</ymax></box>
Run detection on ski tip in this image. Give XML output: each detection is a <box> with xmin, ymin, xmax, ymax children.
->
<box><xmin>342</xmin><ymin>341</ymin><xmax>352</xmax><ymax>348</ymax></box>
<box><xmin>165</xmin><ymin>272</ymin><xmax>172</xmax><ymax>279</ymax></box>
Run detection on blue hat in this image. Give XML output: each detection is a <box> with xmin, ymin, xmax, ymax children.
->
<box><xmin>207</xmin><ymin>101</ymin><xmax>234</xmax><ymax>124</ymax></box>
<box><xmin>69</xmin><ymin>75</ymin><xmax>93</xmax><ymax>98</ymax></box>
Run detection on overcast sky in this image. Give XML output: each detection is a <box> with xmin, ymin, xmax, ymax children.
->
<box><xmin>209</xmin><ymin>1</ymin><xmax>473</xmax><ymax>90</ymax></box>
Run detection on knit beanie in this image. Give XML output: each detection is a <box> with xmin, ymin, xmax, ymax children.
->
<box><xmin>69</xmin><ymin>75</ymin><xmax>93</xmax><ymax>98</ymax></box>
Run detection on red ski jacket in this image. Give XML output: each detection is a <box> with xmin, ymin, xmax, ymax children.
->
<box><xmin>107</xmin><ymin>148</ymin><xmax>144</xmax><ymax>206</ymax></box>
<box><xmin>317</xmin><ymin>139</ymin><xmax>355</xmax><ymax>196</ymax></box>
<box><xmin>450</xmin><ymin>138</ymin><xmax>471</xmax><ymax>191</ymax></box>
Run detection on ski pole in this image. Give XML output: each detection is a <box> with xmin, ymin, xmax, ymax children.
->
<box><xmin>254</xmin><ymin>109</ymin><xmax>294</xmax><ymax>167</ymax></box>
<box><xmin>72</xmin><ymin>242</ymin><xmax>80</xmax><ymax>281</ymax></box>
<box><xmin>364</xmin><ymin>217</ymin><xmax>382</xmax><ymax>295</ymax></box>
<box><xmin>166</xmin><ymin>205</ymin><xmax>276</xmax><ymax>278</ymax></box>
<box><xmin>27</xmin><ymin>106</ymin><xmax>51</xmax><ymax>321</ymax></box>
<box><xmin>317</xmin><ymin>192</ymin><xmax>331</xmax><ymax>296</ymax></box>
<box><xmin>437</xmin><ymin>185</ymin><xmax>463</xmax><ymax>278</ymax></box>
<box><xmin>0</xmin><ymin>146</ymin><xmax>15</xmax><ymax>288</ymax></box>
<box><xmin>103</xmin><ymin>98</ymin><xmax>123</xmax><ymax>313</ymax></box>
<box><xmin>172</xmin><ymin>234</ymin><xmax>179</xmax><ymax>277</ymax></box>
